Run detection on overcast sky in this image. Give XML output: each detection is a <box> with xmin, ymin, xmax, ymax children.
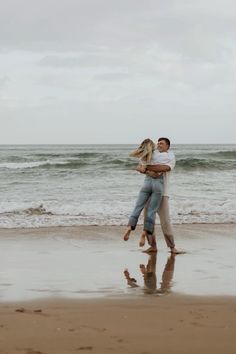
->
<box><xmin>1</xmin><ymin>0</ymin><xmax>236</xmax><ymax>144</ymax></box>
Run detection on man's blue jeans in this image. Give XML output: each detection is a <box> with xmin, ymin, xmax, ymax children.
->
<box><xmin>128</xmin><ymin>175</ymin><xmax>164</xmax><ymax>235</ymax></box>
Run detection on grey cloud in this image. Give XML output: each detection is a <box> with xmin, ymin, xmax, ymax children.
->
<box><xmin>0</xmin><ymin>76</ymin><xmax>10</xmax><ymax>88</ymax></box>
<box><xmin>0</xmin><ymin>0</ymin><xmax>160</xmax><ymax>50</ymax></box>
<box><xmin>1</xmin><ymin>0</ymin><xmax>236</xmax><ymax>143</ymax></box>
<box><xmin>39</xmin><ymin>54</ymin><xmax>133</xmax><ymax>80</ymax></box>
<box><xmin>1</xmin><ymin>0</ymin><xmax>236</xmax><ymax>58</ymax></box>
<box><xmin>93</xmin><ymin>72</ymin><xmax>133</xmax><ymax>81</ymax></box>
<box><xmin>39</xmin><ymin>53</ymin><xmax>129</xmax><ymax>68</ymax></box>
<box><xmin>39</xmin><ymin>56</ymin><xmax>87</xmax><ymax>68</ymax></box>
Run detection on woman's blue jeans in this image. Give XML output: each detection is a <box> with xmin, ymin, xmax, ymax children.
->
<box><xmin>128</xmin><ymin>175</ymin><xmax>164</xmax><ymax>235</ymax></box>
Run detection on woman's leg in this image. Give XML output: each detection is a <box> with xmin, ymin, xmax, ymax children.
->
<box><xmin>124</xmin><ymin>177</ymin><xmax>152</xmax><ymax>241</ymax></box>
<box><xmin>128</xmin><ymin>177</ymin><xmax>152</xmax><ymax>229</ymax></box>
<box><xmin>143</xmin><ymin>178</ymin><xmax>164</xmax><ymax>235</ymax></box>
<box><xmin>141</xmin><ymin>199</ymin><xmax>156</xmax><ymax>248</ymax></box>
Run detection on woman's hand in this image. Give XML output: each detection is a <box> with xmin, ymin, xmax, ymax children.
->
<box><xmin>146</xmin><ymin>170</ymin><xmax>163</xmax><ymax>178</ymax></box>
<box><xmin>136</xmin><ymin>164</ymin><xmax>146</xmax><ymax>173</ymax></box>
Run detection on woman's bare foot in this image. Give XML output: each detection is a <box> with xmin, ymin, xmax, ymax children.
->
<box><xmin>139</xmin><ymin>231</ymin><xmax>147</xmax><ymax>247</ymax></box>
<box><xmin>123</xmin><ymin>227</ymin><xmax>132</xmax><ymax>241</ymax></box>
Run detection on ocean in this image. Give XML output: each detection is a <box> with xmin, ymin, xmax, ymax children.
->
<box><xmin>0</xmin><ymin>144</ymin><xmax>235</xmax><ymax>228</ymax></box>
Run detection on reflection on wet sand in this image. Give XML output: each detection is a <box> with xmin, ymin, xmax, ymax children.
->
<box><xmin>124</xmin><ymin>253</ymin><xmax>176</xmax><ymax>295</ymax></box>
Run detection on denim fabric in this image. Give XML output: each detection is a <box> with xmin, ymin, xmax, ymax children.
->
<box><xmin>128</xmin><ymin>175</ymin><xmax>164</xmax><ymax>234</ymax></box>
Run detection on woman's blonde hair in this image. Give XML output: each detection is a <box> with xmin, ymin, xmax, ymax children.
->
<box><xmin>130</xmin><ymin>138</ymin><xmax>156</xmax><ymax>163</ymax></box>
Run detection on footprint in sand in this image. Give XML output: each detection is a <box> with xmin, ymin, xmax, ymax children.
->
<box><xmin>25</xmin><ymin>349</ymin><xmax>47</xmax><ymax>354</ymax></box>
<box><xmin>77</xmin><ymin>346</ymin><xmax>93</xmax><ymax>351</ymax></box>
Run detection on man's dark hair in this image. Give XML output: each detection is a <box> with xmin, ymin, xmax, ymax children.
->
<box><xmin>158</xmin><ymin>137</ymin><xmax>170</xmax><ymax>147</ymax></box>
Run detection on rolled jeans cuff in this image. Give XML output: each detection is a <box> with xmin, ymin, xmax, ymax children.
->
<box><xmin>128</xmin><ymin>216</ymin><xmax>138</xmax><ymax>230</ymax></box>
<box><xmin>144</xmin><ymin>219</ymin><xmax>154</xmax><ymax>235</ymax></box>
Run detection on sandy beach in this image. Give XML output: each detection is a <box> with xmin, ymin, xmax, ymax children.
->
<box><xmin>0</xmin><ymin>224</ymin><xmax>236</xmax><ymax>353</ymax></box>
<box><xmin>0</xmin><ymin>295</ymin><xmax>236</xmax><ymax>354</ymax></box>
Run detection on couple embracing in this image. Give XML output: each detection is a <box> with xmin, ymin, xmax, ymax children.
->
<box><xmin>123</xmin><ymin>137</ymin><xmax>182</xmax><ymax>254</ymax></box>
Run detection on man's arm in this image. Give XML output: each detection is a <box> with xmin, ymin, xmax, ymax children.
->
<box><xmin>135</xmin><ymin>164</ymin><xmax>170</xmax><ymax>173</ymax></box>
<box><xmin>136</xmin><ymin>151</ymin><xmax>175</xmax><ymax>175</ymax></box>
<box><xmin>146</xmin><ymin>164</ymin><xmax>171</xmax><ymax>172</ymax></box>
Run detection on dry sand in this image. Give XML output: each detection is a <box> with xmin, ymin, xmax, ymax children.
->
<box><xmin>0</xmin><ymin>224</ymin><xmax>236</xmax><ymax>353</ymax></box>
<box><xmin>1</xmin><ymin>295</ymin><xmax>236</xmax><ymax>354</ymax></box>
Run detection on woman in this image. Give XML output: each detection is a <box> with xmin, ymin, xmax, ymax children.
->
<box><xmin>123</xmin><ymin>138</ymin><xmax>172</xmax><ymax>247</ymax></box>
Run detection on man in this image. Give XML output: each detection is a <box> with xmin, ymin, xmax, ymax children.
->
<box><xmin>137</xmin><ymin>137</ymin><xmax>182</xmax><ymax>254</ymax></box>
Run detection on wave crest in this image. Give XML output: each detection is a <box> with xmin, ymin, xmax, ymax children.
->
<box><xmin>176</xmin><ymin>157</ymin><xmax>236</xmax><ymax>170</ymax></box>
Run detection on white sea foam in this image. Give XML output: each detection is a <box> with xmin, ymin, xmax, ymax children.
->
<box><xmin>0</xmin><ymin>159</ymin><xmax>81</xmax><ymax>170</ymax></box>
<box><xmin>0</xmin><ymin>160</ymin><xmax>51</xmax><ymax>169</ymax></box>
<box><xmin>0</xmin><ymin>197</ymin><xmax>235</xmax><ymax>228</ymax></box>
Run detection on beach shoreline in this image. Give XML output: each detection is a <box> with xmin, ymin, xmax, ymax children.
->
<box><xmin>0</xmin><ymin>222</ymin><xmax>235</xmax><ymax>234</ymax></box>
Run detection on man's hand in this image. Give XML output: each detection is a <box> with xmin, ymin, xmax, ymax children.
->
<box><xmin>136</xmin><ymin>164</ymin><xmax>146</xmax><ymax>173</ymax></box>
<box><xmin>146</xmin><ymin>170</ymin><xmax>163</xmax><ymax>179</ymax></box>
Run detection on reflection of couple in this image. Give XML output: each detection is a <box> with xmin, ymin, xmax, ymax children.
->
<box><xmin>124</xmin><ymin>253</ymin><xmax>176</xmax><ymax>294</ymax></box>
<box><xmin>123</xmin><ymin>137</ymin><xmax>182</xmax><ymax>254</ymax></box>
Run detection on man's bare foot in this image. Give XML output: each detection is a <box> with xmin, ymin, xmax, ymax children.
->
<box><xmin>169</xmin><ymin>247</ymin><xmax>186</xmax><ymax>254</ymax></box>
<box><xmin>142</xmin><ymin>246</ymin><xmax>158</xmax><ymax>253</ymax></box>
<box><xmin>123</xmin><ymin>227</ymin><xmax>132</xmax><ymax>241</ymax></box>
<box><xmin>139</xmin><ymin>231</ymin><xmax>147</xmax><ymax>247</ymax></box>
<box><xmin>146</xmin><ymin>233</ymin><xmax>156</xmax><ymax>246</ymax></box>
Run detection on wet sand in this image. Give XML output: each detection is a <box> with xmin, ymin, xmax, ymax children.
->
<box><xmin>0</xmin><ymin>224</ymin><xmax>236</xmax><ymax>353</ymax></box>
<box><xmin>1</xmin><ymin>224</ymin><xmax>236</xmax><ymax>300</ymax></box>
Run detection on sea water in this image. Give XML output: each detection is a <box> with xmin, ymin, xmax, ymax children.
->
<box><xmin>0</xmin><ymin>144</ymin><xmax>235</xmax><ymax>228</ymax></box>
